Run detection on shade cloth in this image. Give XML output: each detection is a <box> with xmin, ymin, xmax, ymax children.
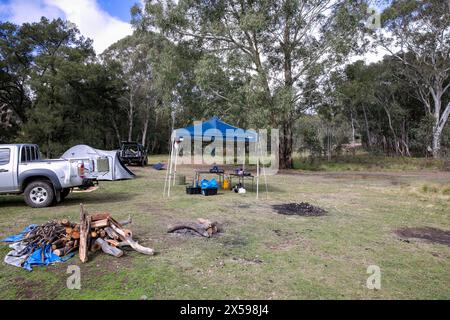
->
<box><xmin>173</xmin><ymin>116</ymin><xmax>257</xmax><ymax>142</ymax></box>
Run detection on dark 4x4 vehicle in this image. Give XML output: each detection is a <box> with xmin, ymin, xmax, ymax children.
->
<box><xmin>118</xmin><ymin>142</ymin><xmax>148</xmax><ymax>166</ymax></box>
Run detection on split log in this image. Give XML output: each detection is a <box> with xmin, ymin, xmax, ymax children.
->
<box><xmin>79</xmin><ymin>204</ymin><xmax>91</xmax><ymax>263</ymax></box>
<box><xmin>54</xmin><ymin>245</ymin><xmax>78</xmax><ymax>257</ymax></box>
<box><xmin>61</xmin><ymin>219</ymin><xmax>70</xmax><ymax>227</ymax></box>
<box><xmin>109</xmin><ymin>224</ymin><xmax>154</xmax><ymax>255</ymax></box>
<box><xmin>95</xmin><ymin>238</ymin><xmax>123</xmax><ymax>257</ymax></box>
<box><xmin>91</xmin><ymin>212</ymin><xmax>111</xmax><ymax>221</ymax></box>
<box><xmin>104</xmin><ymin>227</ymin><xmax>119</xmax><ymax>240</ymax></box>
<box><xmin>91</xmin><ymin>219</ymin><xmax>108</xmax><ymax>228</ymax></box>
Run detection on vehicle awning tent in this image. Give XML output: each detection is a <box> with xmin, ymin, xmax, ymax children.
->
<box><xmin>164</xmin><ymin>117</ymin><xmax>268</xmax><ymax>198</ymax></box>
<box><xmin>61</xmin><ymin>144</ymin><xmax>135</xmax><ymax>181</ymax></box>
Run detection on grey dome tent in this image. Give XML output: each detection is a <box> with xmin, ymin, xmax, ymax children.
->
<box><xmin>61</xmin><ymin>145</ymin><xmax>135</xmax><ymax>181</ymax></box>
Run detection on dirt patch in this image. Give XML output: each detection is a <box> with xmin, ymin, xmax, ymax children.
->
<box><xmin>395</xmin><ymin>227</ymin><xmax>450</xmax><ymax>247</ymax></box>
<box><xmin>272</xmin><ymin>202</ymin><xmax>327</xmax><ymax>216</ymax></box>
<box><xmin>13</xmin><ymin>276</ymin><xmax>61</xmax><ymax>300</ymax></box>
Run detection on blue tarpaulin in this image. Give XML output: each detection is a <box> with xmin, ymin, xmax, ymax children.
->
<box><xmin>173</xmin><ymin>116</ymin><xmax>258</xmax><ymax>142</ymax></box>
<box><xmin>2</xmin><ymin>224</ymin><xmax>74</xmax><ymax>271</ymax></box>
<box><xmin>1</xmin><ymin>224</ymin><xmax>38</xmax><ymax>243</ymax></box>
<box><xmin>22</xmin><ymin>245</ymin><xmax>74</xmax><ymax>271</ymax></box>
<box><xmin>153</xmin><ymin>162</ymin><xmax>165</xmax><ymax>170</ymax></box>
<box><xmin>201</xmin><ymin>178</ymin><xmax>218</xmax><ymax>189</ymax></box>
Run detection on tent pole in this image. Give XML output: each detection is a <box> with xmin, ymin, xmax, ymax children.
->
<box><xmin>167</xmin><ymin>140</ymin><xmax>175</xmax><ymax>197</ymax></box>
<box><xmin>262</xmin><ymin>144</ymin><xmax>269</xmax><ymax>199</ymax></box>
<box><xmin>173</xmin><ymin>143</ymin><xmax>178</xmax><ymax>186</ymax></box>
<box><xmin>258</xmin><ymin>139</ymin><xmax>269</xmax><ymax>199</ymax></box>
<box><xmin>163</xmin><ymin>137</ymin><xmax>173</xmax><ymax>197</ymax></box>
<box><xmin>256</xmin><ymin>141</ymin><xmax>259</xmax><ymax>200</ymax></box>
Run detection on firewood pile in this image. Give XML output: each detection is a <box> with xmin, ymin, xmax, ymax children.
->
<box><xmin>21</xmin><ymin>220</ymin><xmax>79</xmax><ymax>257</ymax></box>
<box><xmin>78</xmin><ymin>204</ymin><xmax>154</xmax><ymax>261</ymax></box>
<box><xmin>21</xmin><ymin>204</ymin><xmax>154</xmax><ymax>263</ymax></box>
<box><xmin>167</xmin><ymin>218</ymin><xmax>221</xmax><ymax>237</ymax></box>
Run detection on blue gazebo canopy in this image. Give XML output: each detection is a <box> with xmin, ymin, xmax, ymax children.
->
<box><xmin>173</xmin><ymin>116</ymin><xmax>257</xmax><ymax>142</ymax></box>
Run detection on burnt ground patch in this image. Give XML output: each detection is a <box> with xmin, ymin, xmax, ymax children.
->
<box><xmin>272</xmin><ymin>202</ymin><xmax>327</xmax><ymax>217</ymax></box>
<box><xmin>395</xmin><ymin>227</ymin><xmax>450</xmax><ymax>246</ymax></box>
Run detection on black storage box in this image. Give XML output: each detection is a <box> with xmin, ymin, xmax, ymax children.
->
<box><xmin>186</xmin><ymin>186</ymin><xmax>201</xmax><ymax>194</ymax></box>
<box><xmin>201</xmin><ymin>188</ymin><xmax>218</xmax><ymax>196</ymax></box>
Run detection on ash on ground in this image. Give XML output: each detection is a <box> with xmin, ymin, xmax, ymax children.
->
<box><xmin>272</xmin><ymin>202</ymin><xmax>327</xmax><ymax>216</ymax></box>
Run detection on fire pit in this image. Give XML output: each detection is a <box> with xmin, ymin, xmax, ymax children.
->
<box><xmin>272</xmin><ymin>202</ymin><xmax>327</xmax><ymax>216</ymax></box>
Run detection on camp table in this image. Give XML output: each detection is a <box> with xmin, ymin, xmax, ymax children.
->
<box><xmin>228</xmin><ymin>173</ymin><xmax>255</xmax><ymax>191</ymax></box>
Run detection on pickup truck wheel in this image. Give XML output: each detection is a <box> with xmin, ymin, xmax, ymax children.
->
<box><xmin>24</xmin><ymin>181</ymin><xmax>55</xmax><ymax>208</ymax></box>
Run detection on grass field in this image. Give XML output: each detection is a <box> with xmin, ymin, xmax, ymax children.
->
<box><xmin>293</xmin><ymin>154</ymin><xmax>448</xmax><ymax>172</ymax></box>
<box><xmin>0</xmin><ymin>155</ymin><xmax>449</xmax><ymax>299</ymax></box>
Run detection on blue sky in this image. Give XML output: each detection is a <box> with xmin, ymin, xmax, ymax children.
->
<box><xmin>0</xmin><ymin>0</ymin><xmax>141</xmax><ymax>53</ymax></box>
<box><xmin>97</xmin><ymin>0</ymin><xmax>138</xmax><ymax>22</ymax></box>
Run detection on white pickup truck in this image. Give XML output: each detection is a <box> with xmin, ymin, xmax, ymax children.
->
<box><xmin>0</xmin><ymin>144</ymin><xmax>109</xmax><ymax>208</ymax></box>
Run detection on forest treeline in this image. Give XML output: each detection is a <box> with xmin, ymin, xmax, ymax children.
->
<box><xmin>1</xmin><ymin>0</ymin><xmax>449</xmax><ymax>167</ymax></box>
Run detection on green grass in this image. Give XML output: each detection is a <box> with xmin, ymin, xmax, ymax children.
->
<box><xmin>0</xmin><ymin>155</ymin><xmax>449</xmax><ymax>299</ymax></box>
<box><xmin>293</xmin><ymin>154</ymin><xmax>446</xmax><ymax>172</ymax></box>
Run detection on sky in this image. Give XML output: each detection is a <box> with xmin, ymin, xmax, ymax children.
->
<box><xmin>0</xmin><ymin>0</ymin><xmax>388</xmax><ymax>62</ymax></box>
<box><xmin>0</xmin><ymin>0</ymin><xmax>140</xmax><ymax>53</ymax></box>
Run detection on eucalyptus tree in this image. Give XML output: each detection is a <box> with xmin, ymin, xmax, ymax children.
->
<box><xmin>0</xmin><ymin>18</ymin><xmax>124</xmax><ymax>155</ymax></box>
<box><xmin>376</xmin><ymin>0</ymin><xmax>450</xmax><ymax>157</ymax></box>
<box><xmin>134</xmin><ymin>0</ymin><xmax>368</xmax><ymax>168</ymax></box>
<box><xmin>102</xmin><ymin>34</ymin><xmax>155</xmax><ymax>144</ymax></box>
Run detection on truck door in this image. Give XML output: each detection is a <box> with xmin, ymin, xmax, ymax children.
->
<box><xmin>0</xmin><ymin>147</ymin><xmax>15</xmax><ymax>192</ymax></box>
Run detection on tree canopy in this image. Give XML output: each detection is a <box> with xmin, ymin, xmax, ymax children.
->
<box><xmin>0</xmin><ymin>0</ymin><xmax>449</xmax><ymax>163</ymax></box>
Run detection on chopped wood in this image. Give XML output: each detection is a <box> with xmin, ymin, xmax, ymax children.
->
<box><xmin>109</xmin><ymin>223</ymin><xmax>154</xmax><ymax>255</ymax></box>
<box><xmin>79</xmin><ymin>204</ymin><xmax>91</xmax><ymax>263</ymax></box>
<box><xmin>14</xmin><ymin>204</ymin><xmax>155</xmax><ymax>264</ymax></box>
<box><xmin>90</xmin><ymin>212</ymin><xmax>111</xmax><ymax>221</ymax></box>
<box><xmin>95</xmin><ymin>238</ymin><xmax>123</xmax><ymax>257</ymax></box>
<box><xmin>71</xmin><ymin>230</ymin><xmax>80</xmax><ymax>239</ymax></box>
<box><xmin>104</xmin><ymin>227</ymin><xmax>119</xmax><ymax>240</ymax></box>
<box><xmin>90</xmin><ymin>219</ymin><xmax>108</xmax><ymax>228</ymax></box>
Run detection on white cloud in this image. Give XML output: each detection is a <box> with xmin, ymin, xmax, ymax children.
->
<box><xmin>46</xmin><ymin>0</ymin><xmax>132</xmax><ymax>53</ymax></box>
<box><xmin>0</xmin><ymin>0</ymin><xmax>133</xmax><ymax>54</ymax></box>
<box><xmin>0</xmin><ymin>0</ymin><xmax>64</xmax><ymax>24</ymax></box>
